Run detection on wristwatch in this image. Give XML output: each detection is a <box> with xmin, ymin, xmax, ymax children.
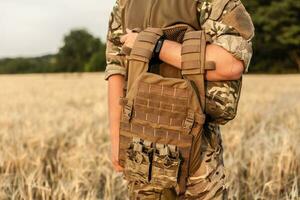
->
<box><xmin>153</xmin><ymin>36</ymin><xmax>165</xmax><ymax>60</ymax></box>
<box><xmin>148</xmin><ymin>36</ymin><xmax>165</xmax><ymax>73</ymax></box>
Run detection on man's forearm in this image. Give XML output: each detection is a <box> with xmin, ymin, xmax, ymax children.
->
<box><xmin>159</xmin><ymin>40</ymin><xmax>244</xmax><ymax>81</ymax></box>
<box><xmin>108</xmin><ymin>74</ymin><xmax>125</xmax><ymax>171</ymax></box>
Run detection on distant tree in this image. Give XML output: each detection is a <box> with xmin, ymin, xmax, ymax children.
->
<box><xmin>243</xmin><ymin>0</ymin><xmax>300</xmax><ymax>73</ymax></box>
<box><xmin>85</xmin><ymin>44</ymin><xmax>106</xmax><ymax>72</ymax></box>
<box><xmin>0</xmin><ymin>55</ymin><xmax>57</xmax><ymax>74</ymax></box>
<box><xmin>0</xmin><ymin>29</ymin><xmax>107</xmax><ymax>74</ymax></box>
<box><xmin>2</xmin><ymin>1</ymin><xmax>300</xmax><ymax>74</ymax></box>
<box><xmin>57</xmin><ymin>29</ymin><xmax>102</xmax><ymax>72</ymax></box>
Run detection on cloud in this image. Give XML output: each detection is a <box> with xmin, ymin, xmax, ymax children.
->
<box><xmin>0</xmin><ymin>0</ymin><xmax>115</xmax><ymax>58</ymax></box>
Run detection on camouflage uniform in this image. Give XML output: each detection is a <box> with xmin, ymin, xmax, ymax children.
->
<box><xmin>105</xmin><ymin>0</ymin><xmax>254</xmax><ymax>199</ymax></box>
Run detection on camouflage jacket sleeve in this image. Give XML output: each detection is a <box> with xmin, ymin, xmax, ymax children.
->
<box><xmin>104</xmin><ymin>0</ymin><xmax>127</xmax><ymax>80</ymax></box>
<box><xmin>198</xmin><ymin>0</ymin><xmax>255</xmax><ymax>72</ymax></box>
<box><xmin>197</xmin><ymin>0</ymin><xmax>255</xmax><ymax>124</ymax></box>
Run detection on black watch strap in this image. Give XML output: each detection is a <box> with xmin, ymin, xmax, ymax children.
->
<box><xmin>153</xmin><ymin>36</ymin><xmax>165</xmax><ymax>59</ymax></box>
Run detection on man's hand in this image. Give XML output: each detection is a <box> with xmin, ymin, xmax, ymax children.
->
<box><xmin>120</xmin><ymin>28</ymin><xmax>138</xmax><ymax>49</ymax></box>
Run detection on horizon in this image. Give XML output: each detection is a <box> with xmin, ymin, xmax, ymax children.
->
<box><xmin>0</xmin><ymin>0</ymin><xmax>115</xmax><ymax>59</ymax></box>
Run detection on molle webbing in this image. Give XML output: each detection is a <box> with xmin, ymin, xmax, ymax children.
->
<box><xmin>126</xmin><ymin>28</ymin><xmax>164</xmax><ymax>93</ymax></box>
<box><xmin>181</xmin><ymin>30</ymin><xmax>215</xmax><ymax>110</ymax></box>
<box><xmin>120</xmin><ymin>81</ymin><xmax>206</xmax><ymax>129</ymax></box>
<box><xmin>119</xmin><ymin>26</ymin><xmax>209</xmax><ymax>196</ymax></box>
<box><xmin>119</xmin><ymin>74</ymin><xmax>205</xmax><ymax>194</ymax></box>
<box><xmin>129</xmin><ymin>28</ymin><xmax>163</xmax><ymax>62</ymax></box>
<box><xmin>181</xmin><ymin>31</ymin><xmax>212</xmax><ymax>74</ymax></box>
<box><xmin>120</xmin><ymin>122</ymin><xmax>193</xmax><ymax>147</ymax></box>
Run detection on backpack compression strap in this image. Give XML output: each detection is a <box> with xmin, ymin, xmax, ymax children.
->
<box><xmin>181</xmin><ymin>30</ymin><xmax>216</xmax><ymax>111</ymax></box>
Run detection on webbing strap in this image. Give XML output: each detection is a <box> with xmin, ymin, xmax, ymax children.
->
<box><xmin>138</xmin><ymin>82</ymin><xmax>189</xmax><ymax>98</ymax></box>
<box><xmin>137</xmin><ymin>92</ymin><xmax>188</xmax><ymax>105</ymax></box>
<box><xmin>200</xmin><ymin>31</ymin><xmax>207</xmax><ymax>74</ymax></box>
<box><xmin>120</xmin><ymin>121</ymin><xmax>193</xmax><ymax>145</ymax></box>
<box><xmin>121</xmin><ymin>45</ymin><xmax>132</xmax><ymax>56</ymax></box>
<box><xmin>134</xmin><ymin>109</ymin><xmax>184</xmax><ymax>127</ymax></box>
<box><xmin>127</xmin><ymin>54</ymin><xmax>149</xmax><ymax>63</ymax></box>
<box><xmin>129</xmin><ymin>27</ymin><xmax>163</xmax><ymax>63</ymax></box>
<box><xmin>181</xmin><ymin>45</ymin><xmax>200</xmax><ymax>54</ymax></box>
<box><xmin>130</xmin><ymin>47</ymin><xmax>153</xmax><ymax>60</ymax></box>
<box><xmin>183</xmin><ymin>31</ymin><xmax>202</xmax><ymax>41</ymax></box>
<box><xmin>181</xmin><ymin>61</ymin><xmax>216</xmax><ymax>72</ymax></box>
<box><xmin>183</xmin><ymin>110</ymin><xmax>195</xmax><ymax>132</ymax></box>
<box><xmin>135</xmin><ymin>97</ymin><xmax>187</xmax><ymax>113</ymax></box>
<box><xmin>119</xmin><ymin>97</ymin><xmax>133</xmax><ymax>122</ymax></box>
<box><xmin>181</xmin><ymin>31</ymin><xmax>206</xmax><ymax>75</ymax></box>
<box><xmin>181</xmin><ymin>30</ymin><xmax>212</xmax><ymax>110</ymax></box>
<box><xmin>183</xmin><ymin>32</ymin><xmax>213</xmax><ymax>43</ymax></box>
<box><xmin>181</xmin><ymin>53</ymin><xmax>202</xmax><ymax>63</ymax></box>
<box><xmin>138</xmin><ymin>34</ymin><xmax>159</xmax><ymax>44</ymax></box>
<box><xmin>187</xmin><ymin>73</ymin><xmax>206</xmax><ymax>111</ymax></box>
<box><xmin>205</xmin><ymin>61</ymin><xmax>216</xmax><ymax>70</ymax></box>
<box><xmin>126</xmin><ymin>28</ymin><xmax>164</xmax><ymax>94</ymax></box>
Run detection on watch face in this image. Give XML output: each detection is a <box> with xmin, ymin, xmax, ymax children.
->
<box><xmin>155</xmin><ymin>39</ymin><xmax>164</xmax><ymax>54</ymax></box>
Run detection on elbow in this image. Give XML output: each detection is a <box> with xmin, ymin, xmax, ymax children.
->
<box><xmin>218</xmin><ymin>59</ymin><xmax>244</xmax><ymax>80</ymax></box>
<box><xmin>206</xmin><ymin>44</ymin><xmax>244</xmax><ymax>81</ymax></box>
<box><xmin>228</xmin><ymin>59</ymin><xmax>244</xmax><ymax>79</ymax></box>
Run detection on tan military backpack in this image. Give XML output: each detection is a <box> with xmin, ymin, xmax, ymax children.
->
<box><xmin>118</xmin><ymin>24</ymin><xmax>215</xmax><ymax>195</ymax></box>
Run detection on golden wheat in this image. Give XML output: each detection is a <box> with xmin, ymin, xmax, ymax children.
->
<box><xmin>0</xmin><ymin>73</ymin><xmax>299</xmax><ymax>200</ymax></box>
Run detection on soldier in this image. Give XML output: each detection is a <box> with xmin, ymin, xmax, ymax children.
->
<box><xmin>105</xmin><ymin>0</ymin><xmax>254</xmax><ymax>199</ymax></box>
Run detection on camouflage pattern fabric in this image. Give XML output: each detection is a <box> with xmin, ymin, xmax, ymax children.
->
<box><xmin>205</xmin><ymin>79</ymin><xmax>243</xmax><ymax>125</ymax></box>
<box><xmin>184</xmin><ymin>123</ymin><xmax>228</xmax><ymax>200</ymax></box>
<box><xmin>105</xmin><ymin>0</ymin><xmax>254</xmax><ymax>199</ymax></box>
<box><xmin>198</xmin><ymin>0</ymin><xmax>255</xmax><ymax>72</ymax></box>
<box><xmin>105</xmin><ymin>0</ymin><xmax>127</xmax><ymax>80</ymax></box>
<box><xmin>104</xmin><ymin>0</ymin><xmax>253</xmax><ymax>125</ymax></box>
<box><xmin>125</xmin><ymin>123</ymin><xmax>228</xmax><ymax>200</ymax></box>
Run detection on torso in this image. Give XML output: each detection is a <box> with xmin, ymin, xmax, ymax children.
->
<box><xmin>123</xmin><ymin>0</ymin><xmax>201</xmax><ymax>31</ymax></box>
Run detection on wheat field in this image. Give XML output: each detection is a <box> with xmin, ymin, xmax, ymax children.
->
<box><xmin>0</xmin><ymin>73</ymin><xmax>299</xmax><ymax>200</ymax></box>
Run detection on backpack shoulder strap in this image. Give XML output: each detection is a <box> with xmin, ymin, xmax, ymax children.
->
<box><xmin>181</xmin><ymin>30</ymin><xmax>216</xmax><ymax>110</ymax></box>
<box><xmin>124</xmin><ymin>27</ymin><xmax>163</xmax><ymax>93</ymax></box>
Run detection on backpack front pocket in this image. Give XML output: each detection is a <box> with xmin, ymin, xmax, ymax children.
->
<box><xmin>151</xmin><ymin>144</ymin><xmax>181</xmax><ymax>188</ymax></box>
<box><xmin>124</xmin><ymin>139</ymin><xmax>153</xmax><ymax>184</ymax></box>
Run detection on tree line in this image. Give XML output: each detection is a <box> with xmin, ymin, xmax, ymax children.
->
<box><xmin>244</xmin><ymin>0</ymin><xmax>299</xmax><ymax>73</ymax></box>
<box><xmin>0</xmin><ymin>29</ymin><xmax>106</xmax><ymax>74</ymax></box>
<box><xmin>0</xmin><ymin>0</ymin><xmax>299</xmax><ymax>74</ymax></box>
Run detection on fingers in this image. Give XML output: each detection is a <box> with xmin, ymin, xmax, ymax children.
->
<box><xmin>120</xmin><ymin>29</ymin><xmax>133</xmax><ymax>43</ymax></box>
<box><xmin>120</xmin><ymin>34</ymin><xmax>128</xmax><ymax>43</ymax></box>
<box><xmin>120</xmin><ymin>29</ymin><xmax>132</xmax><ymax>43</ymax></box>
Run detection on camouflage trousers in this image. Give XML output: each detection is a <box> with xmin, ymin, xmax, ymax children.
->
<box><xmin>125</xmin><ymin>123</ymin><xmax>228</xmax><ymax>200</ymax></box>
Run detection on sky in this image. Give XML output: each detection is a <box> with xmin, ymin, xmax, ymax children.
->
<box><xmin>0</xmin><ymin>0</ymin><xmax>115</xmax><ymax>58</ymax></box>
